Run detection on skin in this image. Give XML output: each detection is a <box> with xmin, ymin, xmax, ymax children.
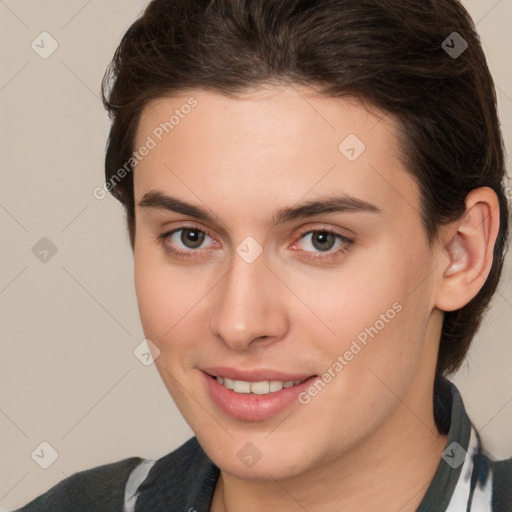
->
<box><xmin>131</xmin><ymin>84</ymin><xmax>499</xmax><ymax>512</ymax></box>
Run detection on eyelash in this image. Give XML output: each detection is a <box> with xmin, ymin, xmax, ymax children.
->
<box><xmin>155</xmin><ymin>225</ymin><xmax>354</xmax><ymax>262</ymax></box>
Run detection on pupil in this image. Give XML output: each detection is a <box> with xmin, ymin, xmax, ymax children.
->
<box><xmin>314</xmin><ymin>232</ymin><xmax>334</xmax><ymax>251</ymax></box>
<box><xmin>182</xmin><ymin>229</ymin><xmax>204</xmax><ymax>248</ymax></box>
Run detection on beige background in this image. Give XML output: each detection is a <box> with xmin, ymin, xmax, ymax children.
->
<box><xmin>0</xmin><ymin>0</ymin><xmax>511</xmax><ymax>509</ymax></box>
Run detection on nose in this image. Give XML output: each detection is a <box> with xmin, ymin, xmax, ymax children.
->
<box><xmin>208</xmin><ymin>247</ymin><xmax>288</xmax><ymax>352</ymax></box>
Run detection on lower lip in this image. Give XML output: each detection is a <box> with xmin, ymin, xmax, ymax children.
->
<box><xmin>202</xmin><ymin>372</ymin><xmax>318</xmax><ymax>421</ymax></box>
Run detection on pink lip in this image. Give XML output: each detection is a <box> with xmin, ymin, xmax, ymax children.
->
<box><xmin>201</xmin><ymin>370</ymin><xmax>318</xmax><ymax>421</ymax></box>
<box><xmin>201</xmin><ymin>365</ymin><xmax>313</xmax><ymax>382</ymax></box>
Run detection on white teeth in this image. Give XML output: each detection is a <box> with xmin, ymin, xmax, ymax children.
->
<box><xmin>250</xmin><ymin>381</ymin><xmax>270</xmax><ymax>395</ymax></box>
<box><xmin>216</xmin><ymin>376</ymin><xmax>307</xmax><ymax>394</ymax></box>
<box><xmin>233</xmin><ymin>380</ymin><xmax>251</xmax><ymax>393</ymax></box>
<box><xmin>223</xmin><ymin>377</ymin><xmax>234</xmax><ymax>390</ymax></box>
<box><xmin>269</xmin><ymin>380</ymin><xmax>284</xmax><ymax>392</ymax></box>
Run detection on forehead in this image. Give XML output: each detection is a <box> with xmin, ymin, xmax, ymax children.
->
<box><xmin>136</xmin><ymin>84</ymin><xmax>398</xmax><ymax>153</ymax></box>
<box><xmin>133</xmin><ymin>84</ymin><xmax>420</xmax><ymax>226</ymax></box>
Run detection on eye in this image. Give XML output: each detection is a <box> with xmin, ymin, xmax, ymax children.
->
<box><xmin>156</xmin><ymin>225</ymin><xmax>354</xmax><ymax>262</ymax></box>
<box><xmin>156</xmin><ymin>227</ymin><xmax>215</xmax><ymax>258</ymax></box>
<box><xmin>292</xmin><ymin>228</ymin><xmax>353</xmax><ymax>262</ymax></box>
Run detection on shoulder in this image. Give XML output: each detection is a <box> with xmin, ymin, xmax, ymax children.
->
<box><xmin>13</xmin><ymin>456</ymin><xmax>144</xmax><ymax>512</ymax></box>
<box><xmin>13</xmin><ymin>438</ymin><xmax>219</xmax><ymax>512</ymax></box>
<box><xmin>134</xmin><ymin>437</ymin><xmax>219</xmax><ymax>510</ymax></box>
<box><xmin>489</xmin><ymin>455</ymin><xmax>512</xmax><ymax>511</ymax></box>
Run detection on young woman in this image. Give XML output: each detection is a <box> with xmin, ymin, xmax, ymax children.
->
<box><xmin>15</xmin><ymin>0</ymin><xmax>511</xmax><ymax>510</ymax></box>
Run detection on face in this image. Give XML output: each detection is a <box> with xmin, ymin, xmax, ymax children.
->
<box><xmin>132</xmin><ymin>84</ymin><xmax>442</xmax><ymax>480</ymax></box>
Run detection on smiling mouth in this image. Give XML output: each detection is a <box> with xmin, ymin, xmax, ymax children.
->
<box><xmin>208</xmin><ymin>374</ymin><xmax>313</xmax><ymax>395</ymax></box>
<box><xmin>202</xmin><ymin>371</ymin><xmax>319</xmax><ymax>421</ymax></box>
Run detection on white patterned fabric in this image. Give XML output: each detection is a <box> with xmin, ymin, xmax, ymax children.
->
<box><xmin>445</xmin><ymin>426</ymin><xmax>493</xmax><ymax>512</ymax></box>
<box><xmin>123</xmin><ymin>458</ymin><xmax>156</xmax><ymax>512</ymax></box>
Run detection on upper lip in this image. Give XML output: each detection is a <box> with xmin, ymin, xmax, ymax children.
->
<box><xmin>201</xmin><ymin>366</ymin><xmax>316</xmax><ymax>382</ymax></box>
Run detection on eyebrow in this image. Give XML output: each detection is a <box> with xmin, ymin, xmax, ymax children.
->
<box><xmin>138</xmin><ymin>189</ymin><xmax>381</xmax><ymax>227</ymax></box>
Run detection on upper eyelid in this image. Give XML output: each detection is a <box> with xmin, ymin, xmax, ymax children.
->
<box><xmin>162</xmin><ymin>221</ymin><xmax>351</xmax><ymax>235</ymax></box>
<box><xmin>296</xmin><ymin>225</ymin><xmax>352</xmax><ymax>238</ymax></box>
<box><xmin>291</xmin><ymin>228</ymin><xmax>353</xmax><ymax>251</ymax></box>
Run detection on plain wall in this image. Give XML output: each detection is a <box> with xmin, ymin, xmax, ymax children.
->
<box><xmin>1</xmin><ymin>0</ymin><xmax>511</xmax><ymax>509</ymax></box>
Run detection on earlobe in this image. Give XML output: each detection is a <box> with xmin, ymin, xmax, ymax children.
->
<box><xmin>435</xmin><ymin>187</ymin><xmax>500</xmax><ymax>312</ymax></box>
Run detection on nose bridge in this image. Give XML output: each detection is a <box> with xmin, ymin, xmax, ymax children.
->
<box><xmin>209</xmin><ymin>241</ymin><xmax>285</xmax><ymax>350</ymax></box>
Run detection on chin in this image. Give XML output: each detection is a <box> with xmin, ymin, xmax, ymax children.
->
<box><xmin>195</xmin><ymin>429</ymin><xmax>319</xmax><ymax>481</ymax></box>
<box><xmin>213</xmin><ymin>451</ymin><xmax>307</xmax><ymax>481</ymax></box>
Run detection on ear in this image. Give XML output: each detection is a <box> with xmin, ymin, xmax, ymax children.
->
<box><xmin>434</xmin><ymin>187</ymin><xmax>500</xmax><ymax>312</ymax></box>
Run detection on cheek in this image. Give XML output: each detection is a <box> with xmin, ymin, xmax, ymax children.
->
<box><xmin>304</xmin><ymin>256</ymin><xmax>407</xmax><ymax>336</ymax></box>
<box><xmin>133</xmin><ymin>256</ymin><xmax>191</xmax><ymax>401</ymax></box>
<box><xmin>133</xmin><ymin>244</ymin><xmax>209</xmax><ymax>358</ymax></box>
<box><xmin>134</xmin><ymin>243</ymin><xmax>173</xmax><ymax>342</ymax></box>
<box><xmin>312</xmin><ymin>239</ymin><xmax>433</xmax><ymax>373</ymax></box>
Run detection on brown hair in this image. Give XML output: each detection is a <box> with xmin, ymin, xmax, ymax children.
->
<box><xmin>101</xmin><ymin>0</ymin><xmax>509</xmax><ymax>432</ymax></box>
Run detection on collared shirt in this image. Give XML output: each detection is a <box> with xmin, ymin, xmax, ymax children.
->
<box><xmin>14</xmin><ymin>378</ymin><xmax>512</xmax><ymax>512</ymax></box>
